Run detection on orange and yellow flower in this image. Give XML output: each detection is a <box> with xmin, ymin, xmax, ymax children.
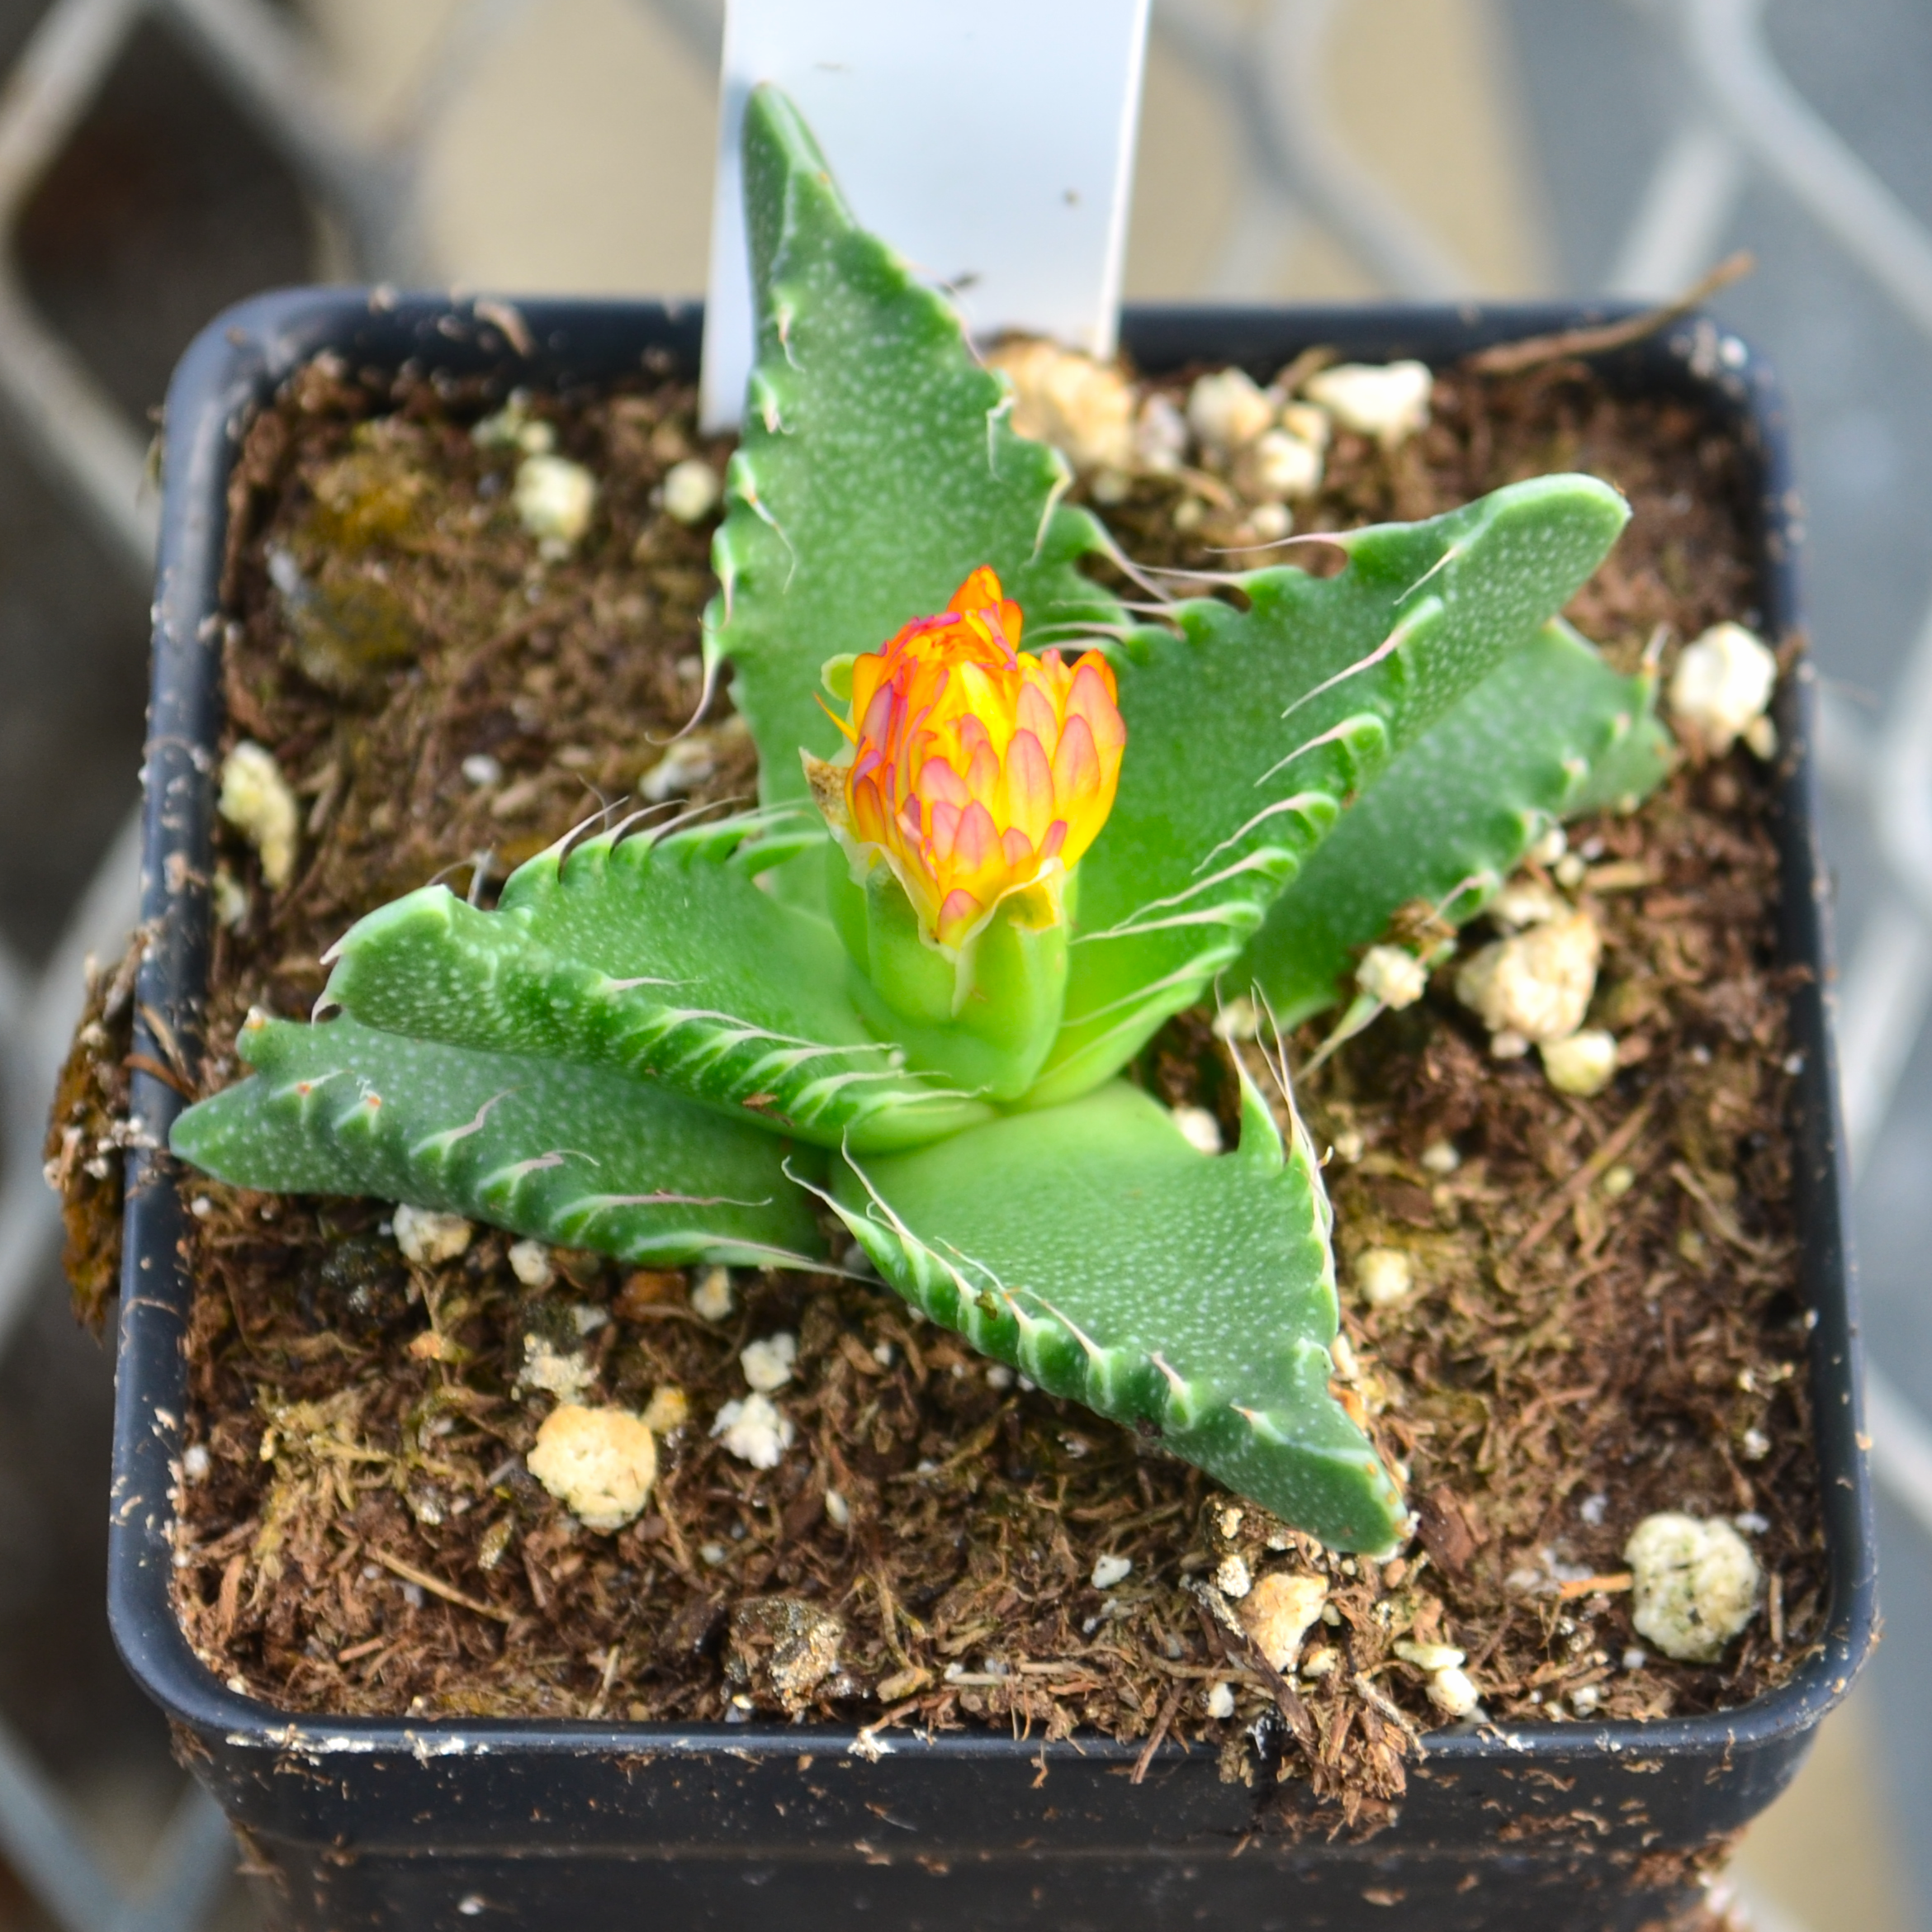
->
<box><xmin>824</xmin><ymin>567</ymin><xmax>1126</xmax><ymax>949</ymax></box>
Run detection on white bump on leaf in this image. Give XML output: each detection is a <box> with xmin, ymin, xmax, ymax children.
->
<box><xmin>218</xmin><ymin>741</ymin><xmax>300</xmax><ymax>889</ymax></box>
<box><xmin>1669</xmin><ymin>622</ymin><xmax>1777</xmax><ymax>755</ymax></box>
<box><xmin>527</xmin><ymin>1403</ymin><xmax>656</xmax><ymax>1532</ymax></box>
<box><xmin>1624</xmin><ymin>1512</ymin><xmax>1761</xmax><ymax>1662</ymax></box>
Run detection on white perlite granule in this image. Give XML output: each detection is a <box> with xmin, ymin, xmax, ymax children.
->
<box><xmin>392</xmin><ymin>1204</ymin><xmax>472</xmax><ymax>1266</ymax></box>
<box><xmin>1623</xmin><ymin>1512</ymin><xmax>1761</xmax><ymax>1662</ymax></box>
<box><xmin>218</xmin><ymin>741</ymin><xmax>300</xmax><ymax>889</ymax></box>
<box><xmin>527</xmin><ymin>1403</ymin><xmax>656</xmax><ymax>1532</ymax></box>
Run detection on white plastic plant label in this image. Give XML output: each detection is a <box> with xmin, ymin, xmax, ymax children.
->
<box><xmin>700</xmin><ymin>0</ymin><xmax>1152</xmax><ymax>429</ymax></box>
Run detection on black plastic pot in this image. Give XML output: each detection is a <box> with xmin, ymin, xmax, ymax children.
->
<box><xmin>111</xmin><ymin>291</ymin><xmax>1874</xmax><ymax>1932</ymax></box>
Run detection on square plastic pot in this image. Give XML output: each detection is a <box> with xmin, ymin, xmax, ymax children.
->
<box><xmin>109</xmin><ymin>291</ymin><xmax>1875</xmax><ymax>1932</ymax></box>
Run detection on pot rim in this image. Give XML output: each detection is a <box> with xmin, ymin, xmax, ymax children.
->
<box><xmin>107</xmin><ymin>287</ymin><xmax>1875</xmax><ymax>1777</ymax></box>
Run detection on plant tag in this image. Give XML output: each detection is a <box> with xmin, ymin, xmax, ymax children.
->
<box><xmin>700</xmin><ymin>0</ymin><xmax>1152</xmax><ymax>429</ymax></box>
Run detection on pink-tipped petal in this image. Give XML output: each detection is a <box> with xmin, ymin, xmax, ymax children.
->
<box><xmin>1005</xmin><ymin>728</ymin><xmax>1055</xmax><ymax>846</ymax></box>
<box><xmin>918</xmin><ymin>755</ymin><xmax>970</xmax><ymax>810</ymax></box>
<box><xmin>952</xmin><ymin>799</ymin><xmax>999</xmax><ymax>874</ymax></box>
<box><xmin>1016</xmin><ymin>679</ymin><xmax>1058</xmax><ymax>745</ymax></box>
<box><xmin>1052</xmin><ymin>712</ymin><xmax>1101</xmax><ymax>807</ymax></box>
<box><xmin>928</xmin><ymin>797</ymin><xmax>963</xmax><ymax>862</ymax></box>
<box><xmin>1068</xmin><ymin>657</ymin><xmax>1127</xmax><ymax>755</ymax></box>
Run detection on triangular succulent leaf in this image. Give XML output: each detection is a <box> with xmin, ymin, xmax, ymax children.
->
<box><xmin>1243</xmin><ymin>617</ymin><xmax>1672</xmax><ymax>1024</ymax></box>
<box><xmin>826</xmin><ymin>1077</ymin><xmax>1405</xmax><ymax>1551</ymax></box>
<box><xmin>1031</xmin><ymin>475</ymin><xmax>1630</xmax><ymax>1106</ymax></box>
<box><xmin>705</xmin><ymin>84</ymin><xmax>1119</xmax><ymax>810</ymax></box>
<box><xmin>321</xmin><ymin>816</ymin><xmax>993</xmax><ymax>1152</ymax></box>
<box><xmin>169</xmin><ymin>1015</ymin><xmax>826</xmax><ymax>1266</ymax></box>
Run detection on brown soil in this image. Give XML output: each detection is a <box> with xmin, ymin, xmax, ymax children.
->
<box><xmin>59</xmin><ymin>340</ymin><xmax>1822</xmax><ymax>1816</ymax></box>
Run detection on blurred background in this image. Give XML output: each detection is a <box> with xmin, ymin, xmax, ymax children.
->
<box><xmin>0</xmin><ymin>1</ymin><xmax>1926</xmax><ymax>1927</ymax></box>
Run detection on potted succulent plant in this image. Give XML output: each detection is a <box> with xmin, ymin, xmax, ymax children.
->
<box><xmin>87</xmin><ymin>86</ymin><xmax>1870</xmax><ymax>1932</ymax></box>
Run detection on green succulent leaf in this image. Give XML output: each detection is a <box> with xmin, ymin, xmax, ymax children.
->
<box><xmin>320</xmin><ymin>813</ymin><xmax>994</xmax><ymax>1153</ymax></box>
<box><xmin>826</xmin><ymin>1073</ymin><xmax>1406</xmax><ymax>1551</ymax></box>
<box><xmin>1030</xmin><ymin>475</ymin><xmax>1631</xmax><ymax>1106</ymax></box>
<box><xmin>1243</xmin><ymin>617</ymin><xmax>1673</xmax><ymax>1025</ymax></box>
<box><xmin>705</xmin><ymin>83</ymin><xmax>1119</xmax><ymax>810</ymax></box>
<box><xmin>169</xmin><ymin>1014</ymin><xmax>826</xmax><ymax>1266</ymax></box>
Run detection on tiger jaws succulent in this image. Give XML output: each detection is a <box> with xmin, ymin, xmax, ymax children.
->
<box><xmin>170</xmin><ymin>85</ymin><xmax>1670</xmax><ymax>1553</ymax></box>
